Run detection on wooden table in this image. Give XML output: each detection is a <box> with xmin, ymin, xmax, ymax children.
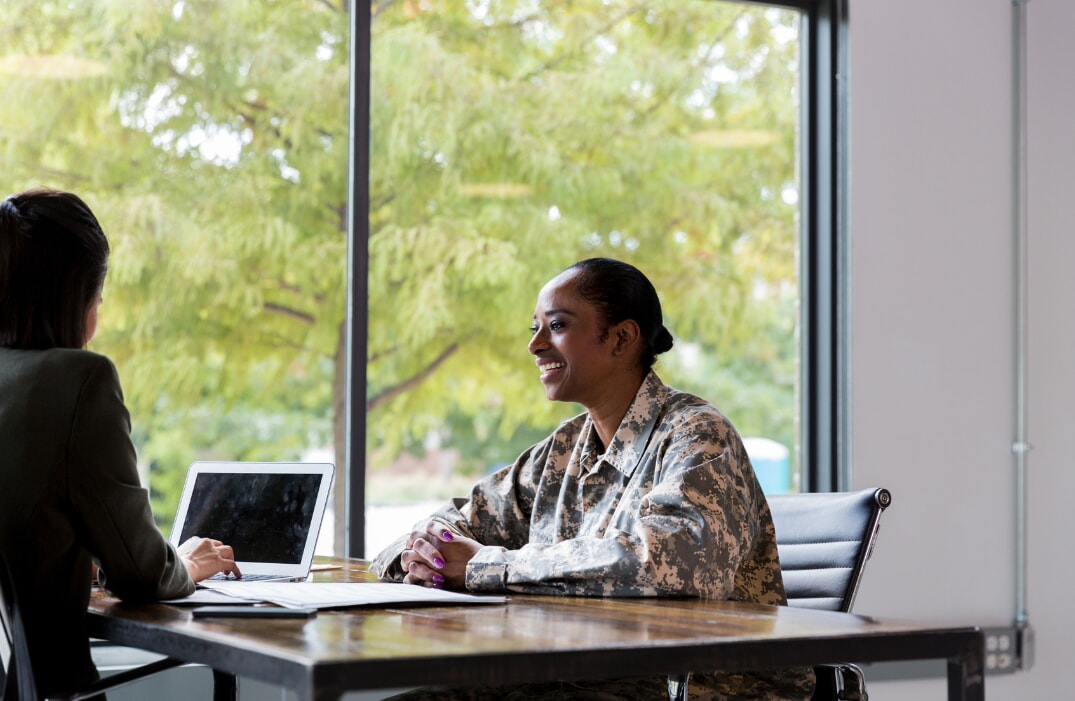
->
<box><xmin>87</xmin><ymin>558</ymin><xmax>984</xmax><ymax>701</ymax></box>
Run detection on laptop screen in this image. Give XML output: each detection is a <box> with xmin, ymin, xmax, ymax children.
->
<box><xmin>177</xmin><ymin>471</ymin><xmax>323</xmax><ymax>564</ymax></box>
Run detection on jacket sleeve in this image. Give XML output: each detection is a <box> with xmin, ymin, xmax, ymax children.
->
<box><xmin>67</xmin><ymin>356</ymin><xmax>194</xmax><ymax>601</ymax></box>
<box><xmin>367</xmin><ymin>441</ymin><xmax>545</xmax><ymax>581</ymax></box>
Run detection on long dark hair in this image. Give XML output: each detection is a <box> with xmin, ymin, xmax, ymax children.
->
<box><xmin>565</xmin><ymin>258</ymin><xmax>674</xmax><ymax>368</ymax></box>
<box><xmin>0</xmin><ymin>189</ymin><xmax>110</xmax><ymax>349</ymax></box>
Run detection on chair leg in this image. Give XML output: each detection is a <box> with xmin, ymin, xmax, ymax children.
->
<box><xmin>212</xmin><ymin>669</ymin><xmax>238</xmax><ymax>701</ymax></box>
<box><xmin>810</xmin><ymin>665</ymin><xmax>839</xmax><ymax>701</ymax></box>
<box><xmin>667</xmin><ymin>672</ymin><xmax>690</xmax><ymax>701</ymax></box>
<box><xmin>836</xmin><ymin>664</ymin><xmax>867</xmax><ymax>701</ymax></box>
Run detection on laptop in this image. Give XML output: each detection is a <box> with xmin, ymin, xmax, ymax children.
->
<box><xmin>170</xmin><ymin>461</ymin><xmax>334</xmax><ymax>582</ymax></box>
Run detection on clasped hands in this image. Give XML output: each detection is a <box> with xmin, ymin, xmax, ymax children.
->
<box><xmin>400</xmin><ymin>522</ymin><xmax>481</xmax><ymax>590</ymax></box>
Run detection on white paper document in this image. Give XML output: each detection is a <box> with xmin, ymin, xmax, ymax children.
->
<box><xmin>195</xmin><ymin>581</ymin><xmax>507</xmax><ymax>610</ymax></box>
<box><xmin>162</xmin><ymin>589</ymin><xmax>267</xmax><ymax>605</ymax></box>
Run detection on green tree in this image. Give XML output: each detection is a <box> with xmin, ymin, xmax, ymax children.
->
<box><xmin>366</xmin><ymin>1</ymin><xmax>800</xmax><ymax>477</ymax></box>
<box><xmin>0</xmin><ymin>0</ymin><xmax>349</xmax><ymax>529</ymax></box>
<box><xmin>1</xmin><ymin>0</ymin><xmax>800</xmax><ymax>544</ymax></box>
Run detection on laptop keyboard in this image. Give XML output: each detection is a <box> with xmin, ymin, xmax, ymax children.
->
<box><xmin>205</xmin><ymin>573</ymin><xmax>291</xmax><ymax>582</ymax></box>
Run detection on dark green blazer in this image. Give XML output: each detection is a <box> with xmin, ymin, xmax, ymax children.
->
<box><xmin>0</xmin><ymin>347</ymin><xmax>193</xmax><ymax>695</ymax></box>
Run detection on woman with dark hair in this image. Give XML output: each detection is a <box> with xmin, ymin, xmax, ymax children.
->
<box><xmin>0</xmin><ymin>188</ymin><xmax>240</xmax><ymax>696</ymax></box>
<box><xmin>371</xmin><ymin>258</ymin><xmax>812</xmax><ymax>700</ymax></box>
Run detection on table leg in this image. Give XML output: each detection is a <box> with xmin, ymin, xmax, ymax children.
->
<box><xmin>946</xmin><ymin>635</ymin><xmax>985</xmax><ymax>701</ymax></box>
<box><xmin>213</xmin><ymin>669</ymin><xmax>238</xmax><ymax>701</ymax></box>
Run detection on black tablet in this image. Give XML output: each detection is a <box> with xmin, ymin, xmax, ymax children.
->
<box><xmin>191</xmin><ymin>605</ymin><xmax>316</xmax><ymax>618</ymax></box>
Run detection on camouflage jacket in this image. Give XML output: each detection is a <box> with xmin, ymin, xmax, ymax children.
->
<box><xmin>370</xmin><ymin>371</ymin><xmax>786</xmax><ymax>604</ymax></box>
<box><xmin>370</xmin><ymin>372</ymin><xmax>813</xmax><ymax>700</ymax></box>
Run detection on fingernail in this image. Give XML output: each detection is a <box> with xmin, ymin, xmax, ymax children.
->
<box><xmin>432</xmin><ymin>573</ymin><xmax>444</xmax><ymax>584</ymax></box>
<box><xmin>441</xmin><ymin>530</ymin><xmax>454</xmax><ymax>542</ymax></box>
<box><xmin>433</xmin><ymin>557</ymin><xmax>445</xmax><ymax>569</ymax></box>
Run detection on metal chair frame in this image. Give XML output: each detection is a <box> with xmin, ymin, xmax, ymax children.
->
<box><xmin>667</xmin><ymin>487</ymin><xmax>891</xmax><ymax>701</ymax></box>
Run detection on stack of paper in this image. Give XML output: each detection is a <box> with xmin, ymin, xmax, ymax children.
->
<box><xmin>169</xmin><ymin>582</ymin><xmax>506</xmax><ymax>610</ymax></box>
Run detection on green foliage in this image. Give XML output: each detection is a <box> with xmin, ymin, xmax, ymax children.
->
<box><xmin>367</xmin><ymin>1</ymin><xmax>801</xmax><ymax>475</ymax></box>
<box><xmin>1</xmin><ymin>0</ymin><xmax>802</xmax><ymax>514</ymax></box>
<box><xmin>1</xmin><ymin>0</ymin><xmax>347</xmax><ymax>519</ymax></box>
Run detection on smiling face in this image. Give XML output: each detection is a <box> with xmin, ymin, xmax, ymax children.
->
<box><xmin>527</xmin><ymin>270</ymin><xmax>626</xmax><ymax>408</ymax></box>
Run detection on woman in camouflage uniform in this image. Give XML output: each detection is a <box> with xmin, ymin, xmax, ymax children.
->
<box><xmin>371</xmin><ymin>258</ymin><xmax>812</xmax><ymax>700</ymax></box>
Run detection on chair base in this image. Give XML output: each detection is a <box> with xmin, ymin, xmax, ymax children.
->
<box><xmin>667</xmin><ymin>672</ymin><xmax>689</xmax><ymax>701</ymax></box>
<box><xmin>812</xmin><ymin>663</ymin><xmax>867</xmax><ymax>701</ymax></box>
<box><xmin>668</xmin><ymin>664</ymin><xmax>866</xmax><ymax>701</ymax></box>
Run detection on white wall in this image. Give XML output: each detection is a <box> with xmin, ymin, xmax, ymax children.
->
<box><xmin>848</xmin><ymin>0</ymin><xmax>1075</xmax><ymax>698</ymax></box>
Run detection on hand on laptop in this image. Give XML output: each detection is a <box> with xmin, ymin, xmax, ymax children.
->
<box><xmin>178</xmin><ymin>536</ymin><xmax>242</xmax><ymax>582</ymax></box>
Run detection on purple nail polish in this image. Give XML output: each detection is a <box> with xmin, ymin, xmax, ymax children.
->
<box><xmin>441</xmin><ymin>530</ymin><xmax>454</xmax><ymax>542</ymax></box>
<box><xmin>433</xmin><ymin>557</ymin><xmax>445</xmax><ymax>569</ymax></box>
<box><xmin>432</xmin><ymin>573</ymin><xmax>444</xmax><ymax>584</ymax></box>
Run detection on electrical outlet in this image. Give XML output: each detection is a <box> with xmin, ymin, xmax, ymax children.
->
<box><xmin>982</xmin><ymin>625</ymin><xmax>1033</xmax><ymax>674</ymax></box>
<box><xmin>983</xmin><ymin>627</ymin><xmax>1017</xmax><ymax>674</ymax></box>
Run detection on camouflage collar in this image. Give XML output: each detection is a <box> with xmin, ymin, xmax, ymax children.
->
<box><xmin>584</xmin><ymin>370</ymin><xmax>667</xmax><ymax>478</ymax></box>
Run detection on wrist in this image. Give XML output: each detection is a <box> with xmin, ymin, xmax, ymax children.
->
<box><xmin>180</xmin><ymin>557</ymin><xmax>201</xmax><ymax>581</ymax></box>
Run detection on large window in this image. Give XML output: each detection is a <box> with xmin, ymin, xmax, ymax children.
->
<box><xmin>358</xmin><ymin>0</ymin><xmax>847</xmax><ymax>556</ymax></box>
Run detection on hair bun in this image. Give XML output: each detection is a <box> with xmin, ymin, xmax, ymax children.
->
<box><xmin>654</xmin><ymin>326</ymin><xmax>674</xmax><ymax>355</ymax></box>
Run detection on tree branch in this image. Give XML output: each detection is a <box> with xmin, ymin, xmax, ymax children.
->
<box><xmin>253</xmin><ymin>331</ymin><xmax>314</xmax><ymax>353</ymax></box>
<box><xmin>372</xmin><ymin>0</ymin><xmax>402</xmax><ymax>21</ymax></box>
<box><xmin>370</xmin><ymin>190</ymin><xmax>396</xmax><ymax>213</ymax></box>
<box><xmin>263</xmin><ymin>301</ymin><xmax>317</xmax><ymax>325</ymax></box>
<box><xmin>639</xmin><ymin>12</ymin><xmax>741</xmax><ymax>119</ymax></box>
<box><xmin>367</xmin><ymin>342</ymin><xmax>458</xmax><ymax>411</ymax></box>
<box><xmin>518</xmin><ymin>3</ymin><xmax>646</xmax><ymax>82</ymax></box>
<box><xmin>368</xmin><ymin>341</ymin><xmax>408</xmax><ymax>364</ymax></box>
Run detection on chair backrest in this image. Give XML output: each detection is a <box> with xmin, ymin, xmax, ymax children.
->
<box><xmin>0</xmin><ymin>548</ymin><xmax>196</xmax><ymax>701</ymax></box>
<box><xmin>0</xmin><ymin>557</ymin><xmax>11</xmax><ymax>695</ymax></box>
<box><xmin>0</xmin><ymin>549</ymin><xmax>42</xmax><ymax>701</ymax></box>
<box><xmin>767</xmin><ymin>487</ymin><xmax>891</xmax><ymax>613</ymax></box>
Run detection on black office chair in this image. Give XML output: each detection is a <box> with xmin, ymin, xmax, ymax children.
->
<box><xmin>0</xmin><ymin>551</ymin><xmax>231</xmax><ymax>701</ymax></box>
<box><xmin>768</xmin><ymin>487</ymin><xmax>892</xmax><ymax>701</ymax></box>
<box><xmin>666</xmin><ymin>487</ymin><xmax>891</xmax><ymax>701</ymax></box>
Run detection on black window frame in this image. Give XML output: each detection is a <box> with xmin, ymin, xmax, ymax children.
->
<box><xmin>344</xmin><ymin>0</ymin><xmax>850</xmax><ymax>557</ymax></box>
<box><xmin>791</xmin><ymin>0</ymin><xmax>850</xmax><ymax>492</ymax></box>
